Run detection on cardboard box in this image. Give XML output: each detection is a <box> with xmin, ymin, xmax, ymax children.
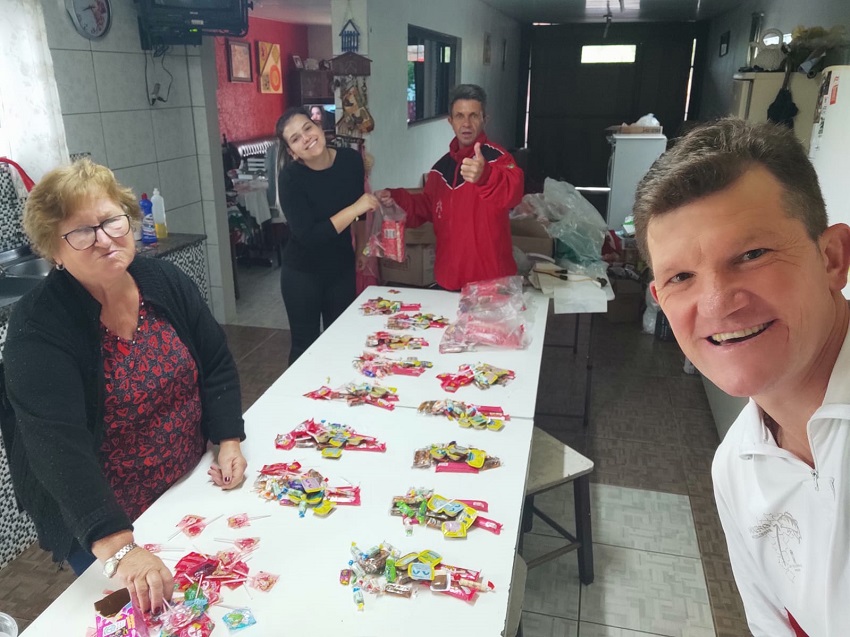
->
<box><xmin>380</xmin><ymin>244</ymin><xmax>435</xmax><ymax>287</ymax></box>
<box><xmin>405</xmin><ymin>222</ymin><xmax>436</xmax><ymax>245</ymax></box>
<box><xmin>607</xmin><ymin>278</ymin><xmax>644</xmax><ymax>323</ymax></box>
<box><xmin>510</xmin><ymin>217</ymin><xmax>554</xmax><ymax>257</ymax></box>
<box><xmin>605</xmin><ymin>124</ymin><xmax>664</xmax><ymax>135</ymax></box>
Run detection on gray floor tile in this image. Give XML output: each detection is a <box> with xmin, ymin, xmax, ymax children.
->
<box><xmin>521</xmin><ymin>533</ymin><xmax>581</xmax><ymax>619</ymax></box>
<box><xmin>579</xmin><ymin>622</ymin><xmax>670</xmax><ymax>636</ymax></box>
<box><xmin>233</xmin><ymin>263</ymin><xmax>289</xmax><ymax>329</ymax></box>
<box><xmin>580</xmin><ymin>544</ymin><xmax>715</xmax><ymax>637</ymax></box>
<box><xmin>521</xmin><ymin>612</ymin><xmax>579</xmax><ymax>637</ymax></box>
<box><xmin>586</xmin><ymin>436</ymin><xmax>689</xmax><ymax>496</ymax></box>
<box><xmin>590</xmin><ymin>484</ymin><xmax>699</xmax><ymax>558</ymax></box>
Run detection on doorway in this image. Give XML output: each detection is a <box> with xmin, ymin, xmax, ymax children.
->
<box><xmin>526</xmin><ymin>22</ymin><xmax>698</xmax><ymax>189</ymax></box>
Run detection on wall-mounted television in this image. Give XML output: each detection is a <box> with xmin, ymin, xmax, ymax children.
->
<box><xmin>135</xmin><ymin>0</ymin><xmax>250</xmax><ymax>49</ymax></box>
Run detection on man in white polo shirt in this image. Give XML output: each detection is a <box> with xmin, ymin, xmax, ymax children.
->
<box><xmin>632</xmin><ymin>119</ymin><xmax>850</xmax><ymax>637</ymax></box>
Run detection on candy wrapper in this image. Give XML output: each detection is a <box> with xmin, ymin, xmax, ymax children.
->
<box><xmin>390</xmin><ymin>488</ymin><xmax>503</xmax><ymax>538</ymax></box>
<box><xmin>354</xmin><ymin>351</ymin><xmax>432</xmax><ymax>378</ymax></box>
<box><xmin>417</xmin><ymin>399</ymin><xmax>508</xmax><ymax>431</ymax></box>
<box><xmin>222</xmin><ymin>608</ymin><xmax>257</xmax><ymax>631</ymax></box>
<box><xmin>386</xmin><ymin>313</ymin><xmax>450</xmax><ymax>331</ymax></box>
<box><xmin>94</xmin><ymin>589</ymin><xmax>149</xmax><ymax>637</ymax></box>
<box><xmin>363</xmin><ymin>203</ymin><xmax>406</xmax><ymax>262</ymax></box>
<box><xmin>254</xmin><ymin>463</ymin><xmax>361</xmax><ymax>515</ymax></box>
<box><xmin>437</xmin><ymin>363</ymin><xmax>515</xmax><ymax>392</ymax></box>
<box><xmin>366</xmin><ymin>331</ymin><xmax>429</xmax><ymax>352</ymax></box>
<box><xmin>440</xmin><ymin>276</ymin><xmax>532</xmax><ymax>353</ymax></box>
<box><xmin>305</xmin><ymin>382</ymin><xmax>399</xmax><ymax>410</ymax></box>
<box><xmin>413</xmin><ymin>442</ymin><xmax>501</xmax><ymax>473</ymax></box>
<box><xmin>360</xmin><ymin>297</ymin><xmax>421</xmax><ymax>316</ymax></box>
<box><xmin>275</xmin><ymin>418</ymin><xmax>387</xmax><ymax>457</ymax></box>
<box><xmin>342</xmin><ymin>540</ymin><xmax>494</xmax><ymax>608</ymax></box>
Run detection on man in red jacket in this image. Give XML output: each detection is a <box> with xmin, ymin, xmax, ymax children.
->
<box><xmin>376</xmin><ymin>84</ymin><xmax>524</xmax><ymax>291</ymax></box>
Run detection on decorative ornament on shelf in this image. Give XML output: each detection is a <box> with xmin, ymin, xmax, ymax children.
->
<box><xmin>340</xmin><ymin>18</ymin><xmax>361</xmax><ymax>53</ymax></box>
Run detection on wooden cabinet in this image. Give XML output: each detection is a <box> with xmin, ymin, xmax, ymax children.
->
<box><xmin>292</xmin><ymin>70</ymin><xmax>333</xmax><ymax>104</ymax></box>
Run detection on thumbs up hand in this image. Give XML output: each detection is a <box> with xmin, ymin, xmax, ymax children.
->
<box><xmin>459</xmin><ymin>142</ymin><xmax>486</xmax><ymax>184</ymax></box>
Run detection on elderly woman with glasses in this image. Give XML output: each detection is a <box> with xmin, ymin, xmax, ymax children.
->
<box><xmin>1</xmin><ymin>159</ymin><xmax>246</xmax><ymax>615</ymax></box>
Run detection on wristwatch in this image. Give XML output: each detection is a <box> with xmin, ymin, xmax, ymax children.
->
<box><xmin>102</xmin><ymin>542</ymin><xmax>138</xmax><ymax>578</ymax></box>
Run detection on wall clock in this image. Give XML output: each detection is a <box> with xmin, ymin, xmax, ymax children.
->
<box><xmin>65</xmin><ymin>0</ymin><xmax>112</xmax><ymax>40</ymax></box>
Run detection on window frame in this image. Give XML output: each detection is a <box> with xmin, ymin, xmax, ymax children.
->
<box><xmin>407</xmin><ymin>25</ymin><xmax>459</xmax><ymax>126</ymax></box>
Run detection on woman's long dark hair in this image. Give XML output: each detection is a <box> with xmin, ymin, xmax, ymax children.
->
<box><xmin>274</xmin><ymin>107</ymin><xmax>313</xmax><ymax>170</ymax></box>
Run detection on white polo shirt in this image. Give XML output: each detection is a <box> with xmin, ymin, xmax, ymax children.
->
<box><xmin>713</xmin><ymin>329</ymin><xmax>850</xmax><ymax>637</ymax></box>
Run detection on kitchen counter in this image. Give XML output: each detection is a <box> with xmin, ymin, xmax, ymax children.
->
<box><xmin>135</xmin><ymin>232</ymin><xmax>205</xmax><ymax>259</ymax></box>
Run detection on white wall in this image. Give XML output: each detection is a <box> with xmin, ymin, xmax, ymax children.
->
<box><xmin>700</xmin><ymin>0</ymin><xmax>849</xmax><ymax>118</ymax></box>
<box><xmin>330</xmin><ymin>0</ymin><xmax>521</xmax><ymax>189</ymax></box>
<box><xmin>308</xmin><ymin>25</ymin><xmax>333</xmax><ymax>61</ymax></box>
<box><xmin>38</xmin><ymin>0</ymin><xmax>235</xmax><ymax>322</ymax></box>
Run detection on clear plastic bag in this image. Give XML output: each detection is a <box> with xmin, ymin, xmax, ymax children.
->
<box><xmin>514</xmin><ymin>178</ymin><xmax>608</xmax><ymax>265</ymax></box>
<box><xmin>642</xmin><ymin>286</ymin><xmax>659</xmax><ymax>334</ymax></box>
<box><xmin>440</xmin><ymin>276</ymin><xmax>532</xmax><ymax>353</ymax></box>
<box><xmin>363</xmin><ymin>203</ymin><xmax>406</xmax><ymax>262</ymax></box>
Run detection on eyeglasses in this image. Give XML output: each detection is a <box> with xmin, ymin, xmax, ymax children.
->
<box><xmin>61</xmin><ymin>214</ymin><xmax>131</xmax><ymax>251</ymax></box>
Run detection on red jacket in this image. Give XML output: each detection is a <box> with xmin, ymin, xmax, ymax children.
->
<box><xmin>390</xmin><ymin>133</ymin><xmax>524</xmax><ymax>291</ymax></box>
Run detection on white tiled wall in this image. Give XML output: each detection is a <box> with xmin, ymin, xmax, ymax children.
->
<box><xmin>40</xmin><ymin>0</ymin><xmax>236</xmax><ymax>322</ymax></box>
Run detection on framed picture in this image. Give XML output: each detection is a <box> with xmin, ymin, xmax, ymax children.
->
<box><xmin>292</xmin><ymin>55</ymin><xmax>304</xmax><ymax>69</ymax></box>
<box><xmin>227</xmin><ymin>40</ymin><xmax>252</xmax><ymax>82</ymax></box>
<box><xmin>483</xmin><ymin>32</ymin><xmax>491</xmax><ymax>65</ymax></box>
<box><xmin>719</xmin><ymin>31</ymin><xmax>730</xmax><ymax>57</ymax></box>
<box><xmin>258</xmin><ymin>41</ymin><xmax>283</xmax><ymax>94</ymax></box>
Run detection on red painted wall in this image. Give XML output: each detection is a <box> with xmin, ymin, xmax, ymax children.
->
<box><xmin>215</xmin><ymin>17</ymin><xmax>309</xmax><ymax>143</ymax></box>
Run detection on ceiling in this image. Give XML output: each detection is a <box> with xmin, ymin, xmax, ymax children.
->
<box><xmin>247</xmin><ymin>0</ymin><xmax>742</xmax><ymax>25</ymax></box>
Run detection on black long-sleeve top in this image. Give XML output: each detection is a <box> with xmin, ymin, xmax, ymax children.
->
<box><xmin>278</xmin><ymin>146</ymin><xmax>365</xmax><ymax>273</ymax></box>
<box><xmin>0</xmin><ymin>257</ymin><xmax>245</xmax><ymax>562</ymax></box>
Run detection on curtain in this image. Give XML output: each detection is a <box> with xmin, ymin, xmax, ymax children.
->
<box><xmin>0</xmin><ymin>0</ymin><xmax>69</xmax><ymax>186</ymax></box>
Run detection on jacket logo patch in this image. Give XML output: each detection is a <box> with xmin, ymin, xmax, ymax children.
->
<box><xmin>750</xmin><ymin>512</ymin><xmax>802</xmax><ymax>581</ymax></box>
<box><xmin>435</xmin><ymin>200</ymin><xmax>443</xmax><ymax>221</ymax></box>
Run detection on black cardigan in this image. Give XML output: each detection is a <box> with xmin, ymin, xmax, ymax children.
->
<box><xmin>0</xmin><ymin>257</ymin><xmax>245</xmax><ymax>562</ymax></box>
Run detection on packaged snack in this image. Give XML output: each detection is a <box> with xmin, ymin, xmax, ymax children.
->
<box><xmin>222</xmin><ymin>608</ymin><xmax>257</xmax><ymax>631</ymax></box>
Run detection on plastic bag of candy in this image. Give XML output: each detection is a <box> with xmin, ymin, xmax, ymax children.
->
<box><xmin>441</xmin><ymin>276</ymin><xmax>532</xmax><ymax>353</ymax></box>
<box><xmin>363</xmin><ymin>203</ymin><xmax>406</xmax><ymax>262</ymax></box>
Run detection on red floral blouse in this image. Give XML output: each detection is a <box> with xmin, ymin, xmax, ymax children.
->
<box><xmin>98</xmin><ymin>298</ymin><xmax>205</xmax><ymax>521</ymax></box>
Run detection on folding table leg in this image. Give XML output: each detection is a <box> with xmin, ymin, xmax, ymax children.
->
<box><xmin>574</xmin><ymin>475</ymin><xmax>594</xmax><ymax>584</ymax></box>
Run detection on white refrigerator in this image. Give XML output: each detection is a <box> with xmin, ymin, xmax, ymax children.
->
<box><xmin>808</xmin><ymin>65</ymin><xmax>850</xmax><ymax>298</ymax></box>
<box><xmin>606</xmin><ymin>133</ymin><xmax>667</xmax><ymax>230</ymax></box>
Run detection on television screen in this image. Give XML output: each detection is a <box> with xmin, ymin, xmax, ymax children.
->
<box><xmin>136</xmin><ymin>0</ymin><xmax>248</xmax><ymax>48</ymax></box>
<box><xmin>305</xmin><ymin>104</ymin><xmax>336</xmax><ymax>132</ymax></box>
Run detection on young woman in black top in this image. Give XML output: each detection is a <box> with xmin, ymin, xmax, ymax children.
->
<box><xmin>276</xmin><ymin>107</ymin><xmax>378</xmax><ymax>364</ymax></box>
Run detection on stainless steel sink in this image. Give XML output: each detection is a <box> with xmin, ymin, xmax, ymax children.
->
<box><xmin>4</xmin><ymin>257</ymin><xmax>52</xmax><ymax>278</ymax></box>
<box><xmin>0</xmin><ymin>276</ymin><xmax>41</xmax><ymax>306</ymax></box>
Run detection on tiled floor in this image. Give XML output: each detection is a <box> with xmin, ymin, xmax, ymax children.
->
<box><xmin>231</xmin><ymin>262</ymin><xmax>289</xmax><ymax>330</ymax></box>
<box><xmin>0</xmin><ymin>284</ymin><xmax>750</xmax><ymax>636</ymax></box>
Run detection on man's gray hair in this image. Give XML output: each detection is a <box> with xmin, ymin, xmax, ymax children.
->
<box><xmin>449</xmin><ymin>84</ymin><xmax>487</xmax><ymax>116</ymax></box>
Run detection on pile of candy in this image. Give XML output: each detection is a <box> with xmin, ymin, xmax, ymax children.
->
<box><xmin>417</xmin><ymin>399</ymin><xmax>509</xmax><ymax>431</ymax></box>
<box><xmin>386</xmin><ymin>313</ymin><xmax>450</xmax><ymax>331</ymax></box>
<box><xmin>254</xmin><ymin>462</ymin><xmax>361</xmax><ymax>516</ymax></box>
<box><xmin>305</xmin><ymin>382</ymin><xmax>399</xmax><ymax>410</ymax></box>
<box><xmin>437</xmin><ymin>363</ymin><xmax>516</xmax><ymax>392</ymax></box>
<box><xmin>360</xmin><ymin>297</ymin><xmax>421</xmax><ymax>316</ymax></box>
<box><xmin>412</xmin><ymin>442</ymin><xmax>501</xmax><ymax>473</ymax></box>
<box><xmin>366</xmin><ymin>331</ymin><xmax>429</xmax><ymax>352</ymax></box>
<box><xmin>340</xmin><ymin>541</ymin><xmax>495</xmax><ymax>609</ymax></box>
<box><xmin>390</xmin><ymin>488</ymin><xmax>503</xmax><ymax>538</ymax></box>
<box><xmin>353</xmin><ymin>351</ymin><xmax>433</xmax><ymax>378</ymax></box>
<box><xmin>275</xmin><ymin>418</ymin><xmax>386</xmax><ymax>458</ymax></box>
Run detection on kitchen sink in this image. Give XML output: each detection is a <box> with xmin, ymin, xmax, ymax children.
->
<box><xmin>4</xmin><ymin>257</ymin><xmax>52</xmax><ymax>278</ymax></box>
<box><xmin>0</xmin><ymin>276</ymin><xmax>41</xmax><ymax>306</ymax></box>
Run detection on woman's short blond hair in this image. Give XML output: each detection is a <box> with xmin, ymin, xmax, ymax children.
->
<box><xmin>24</xmin><ymin>159</ymin><xmax>141</xmax><ymax>262</ymax></box>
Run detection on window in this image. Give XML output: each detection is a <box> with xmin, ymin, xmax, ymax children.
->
<box><xmin>580</xmin><ymin>44</ymin><xmax>637</xmax><ymax>64</ymax></box>
<box><xmin>408</xmin><ymin>26</ymin><xmax>458</xmax><ymax>124</ymax></box>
